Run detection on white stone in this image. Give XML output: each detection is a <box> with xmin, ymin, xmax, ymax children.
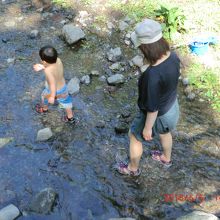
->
<box><xmin>37</xmin><ymin>128</ymin><xmax>53</xmax><ymax>141</ymax></box>
<box><xmin>0</xmin><ymin>204</ymin><xmax>20</xmax><ymax>220</ymax></box>
<box><xmin>91</xmin><ymin>70</ymin><xmax>100</xmax><ymax>76</ymax></box>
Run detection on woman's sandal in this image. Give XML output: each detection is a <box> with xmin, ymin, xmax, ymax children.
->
<box><xmin>35</xmin><ymin>104</ymin><xmax>48</xmax><ymax>114</ymax></box>
<box><xmin>116</xmin><ymin>162</ymin><xmax>141</xmax><ymax>176</ymax></box>
<box><xmin>151</xmin><ymin>151</ymin><xmax>172</xmax><ymax>168</ymax></box>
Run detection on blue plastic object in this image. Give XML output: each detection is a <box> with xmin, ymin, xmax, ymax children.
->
<box><xmin>189</xmin><ymin>41</ymin><xmax>209</xmax><ymax>55</ymax></box>
<box><xmin>189</xmin><ymin>36</ymin><xmax>218</xmax><ymax>56</ymax></box>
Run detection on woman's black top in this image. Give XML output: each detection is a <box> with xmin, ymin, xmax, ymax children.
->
<box><xmin>138</xmin><ymin>51</ymin><xmax>180</xmax><ymax>116</ymax></box>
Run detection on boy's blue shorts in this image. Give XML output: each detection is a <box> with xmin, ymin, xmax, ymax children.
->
<box><xmin>41</xmin><ymin>84</ymin><xmax>73</xmax><ymax>109</ymax></box>
<box><xmin>130</xmin><ymin>99</ymin><xmax>180</xmax><ymax>142</ymax></box>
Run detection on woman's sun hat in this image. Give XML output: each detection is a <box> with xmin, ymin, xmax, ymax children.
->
<box><xmin>131</xmin><ymin>19</ymin><xmax>163</xmax><ymax>48</ymax></box>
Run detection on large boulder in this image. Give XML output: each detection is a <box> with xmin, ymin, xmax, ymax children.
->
<box><xmin>62</xmin><ymin>24</ymin><xmax>85</xmax><ymax>45</ymax></box>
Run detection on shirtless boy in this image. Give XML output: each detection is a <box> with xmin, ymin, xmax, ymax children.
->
<box><xmin>33</xmin><ymin>45</ymin><xmax>75</xmax><ymax>123</ymax></box>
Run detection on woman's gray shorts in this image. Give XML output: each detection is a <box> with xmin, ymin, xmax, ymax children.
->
<box><xmin>130</xmin><ymin>99</ymin><xmax>180</xmax><ymax>142</ymax></box>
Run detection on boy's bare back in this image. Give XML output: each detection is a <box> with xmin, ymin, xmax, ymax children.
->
<box><xmin>44</xmin><ymin>58</ymin><xmax>65</xmax><ymax>91</ymax></box>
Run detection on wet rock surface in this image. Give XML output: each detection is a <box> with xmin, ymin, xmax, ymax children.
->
<box><xmin>0</xmin><ymin>1</ymin><xmax>219</xmax><ymax>220</ymax></box>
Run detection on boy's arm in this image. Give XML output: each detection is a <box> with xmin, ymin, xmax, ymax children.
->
<box><xmin>45</xmin><ymin>69</ymin><xmax>56</xmax><ymax>104</ymax></box>
<box><xmin>33</xmin><ymin>64</ymin><xmax>45</xmax><ymax>72</ymax></box>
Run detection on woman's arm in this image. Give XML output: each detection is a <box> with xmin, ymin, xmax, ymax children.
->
<box><xmin>143</xmin><ymin>111</ymin><xmax>158</xmax><ymax>140</ymax></box>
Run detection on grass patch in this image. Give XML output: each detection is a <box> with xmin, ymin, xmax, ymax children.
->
<box><xmin>107</xmin><ymin>0</ymin><xmax>157</xmax><ymax>21</ymax></box>
<box><xmin>186</xmin><ymin>63</ymin><xmax>220</xmax><ymax>112</ymax></box>
<box><xmin>52</xmin><ymin>0</ymin><xmax>72</xmax><ymax>8</ymax></box>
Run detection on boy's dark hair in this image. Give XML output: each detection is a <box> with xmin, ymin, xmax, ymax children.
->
<box><xmin>39</xmin><ymin>45</ymin><xmax>58</xmax><ymax>64</ymax></box>
<box><xmin>139</xmin><ymin>37</ymin><xmax>170</xmax><ymax>65</ymax></box>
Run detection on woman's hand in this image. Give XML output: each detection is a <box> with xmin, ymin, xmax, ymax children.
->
<box><xmin>143</xmin><ymin>126</ymin><xmax>153</xmax><ymax>141</ymax></box>
<box><xmin>33</xmin><ymin>63</ymin><xmax>45</xmax><ymax>72</ymax></box>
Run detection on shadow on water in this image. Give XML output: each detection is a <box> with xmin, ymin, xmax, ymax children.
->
<box><xmin>0</xmin><ymin>1</ymin><xmax>220</xmax><ymax>220</ymax></box>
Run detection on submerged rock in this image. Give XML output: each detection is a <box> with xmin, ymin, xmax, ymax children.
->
<box><xmin>29</xmin><ymin>188</ymin><xmax>57</xmax><ymax>214</ymax></box>
<box><xmin>36</xmin><ymin>128</ymin><xmax>53</xmax><ymax>141</ymax></box>
<box><xmin>115</xmin><ymin>122</ymin><xmax>129</xmax><ymax>134</ymax></box>
<box><xmin>0</xmin><ymin>204</ymin><xmax>20</xmax><ymax>220</ymax></box>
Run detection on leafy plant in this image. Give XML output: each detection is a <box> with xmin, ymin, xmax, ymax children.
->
<box><xmin>187</xmin><ymin>63</ymin><xmax>220</xmax><ymax>112</ymax></box>
<box><xmin>154</xmin><ymin>5</ymin><xmax>186</xmax><ymax>40</ymax></box>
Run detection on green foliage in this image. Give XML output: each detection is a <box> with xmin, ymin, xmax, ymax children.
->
<box><xmin>187</xmin><ymin>63</ymin><xmax>220</xmax><ymax>111</ymax></box>
<box><xmin>52</xmin><ymin>0</ymin><xmax>71</xmax><ymax>7</ymax></box>
<box><xmin>108</xmin><ymin>0</ymin><xmax>157</xmax><ymax>21</ymax></box>
<box><xmin>154</xmin><ymin>5</ymin><xmax>186</xmax><ymax>40</ymax></box>
<box><xmin>80</xmin><ymin>0</ymin><xmax>95</xmax><ymax>6</ymax></box>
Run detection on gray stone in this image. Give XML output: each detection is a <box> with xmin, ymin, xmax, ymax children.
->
<box><xmin>29</xmin><ymin>30</ymin><xmax>39</xmax><ymax>39</ymax></box>
<box><xmin>187</xmin><ymin>92</ymin><xmax>196</xmax><ymax>101</ymax></box>
<box><xmin>29</xmin><ymin>188</ymin><xmax>57</xmax><ymax>214</ymax></box>
<box><xmin>176</xmin><ymin>211</ymin><xmax>219</xmax><ymax>220</ymax></box>
<box><xmin>107</xmin><ymin>74</ymin><xmax>125</xmax><ymax>85</ymax></box>
<box><xmin>0</xmin><ymin>204</ymin><xmax>20</xmax><ymax>220</ymax></box>
<box><xmin>131</xmin><ymin>55</ymin><xmax>144</xmax><ymax>67</ymax></box>
<box><xmin>124</xmin><ymin>40</ymin><xmax>131</xmax><ymax>46</ymax></box>
<box><xmin>37</xmin><ymin>128</ymin><xmax>53</xmax><ymax>141</ymax></box>
<box><xmin>118</xmin><ymin>21</ymin><xmax>129</xmax><ymax>31</ymax></box>
<box><xmin>98</xmin><ymin>75</ymin><xmax>106</xmax><ymax>82</ymax></box>
<box><xmin>107</xmin><ymin>21</ymin><xmax>115</xmax><ymax>30</ymax></box>
<box><xmin>81</xmin><ymin>75</ymin><xmax>90</xmax><ymax>85</ymax></box>
<box><xmin>62</xmin><ymin>24</ymin><xmax>85</xmax><ymax>45</ymax></box>
<box><xmin>107</xmin><ymin>47</ymin><xmax>122</xmax><ymax>62</ymax></box>
<box><xmin>109</xmin><ymin>62</ymin><xmax>121</xmax><ymax>71</ymax></box>
<box><xmin>182</xmin><ymin>77</ymin><xmax>190</xmax><ymax>86</ymax></box>
<box><xmin>67</xmin><ymin>77</ymin><xmax>80</xmax><ymax>94</ymax></box>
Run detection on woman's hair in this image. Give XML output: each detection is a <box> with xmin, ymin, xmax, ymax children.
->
<box><xmin>139</xmin><ymin>37</ymin><xmax>170</xmax><ymax>65</ymax></box>
<box><xmin>39</xmin><ymin>45</ymin><xmax>58</xmax><ymax>64</ymax></box>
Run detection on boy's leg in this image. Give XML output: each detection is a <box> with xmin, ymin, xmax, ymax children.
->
<box><xmin>128</xmin><ymin>133</ymin><xmax>143</xmax><ymax>171</ymax></box>
<box><xmin>159</xmin><ymin>132</ymin><xmax>172</xmax><ymax>162</ymax></box>
<box><xmin>65</xmin><ymin>108</ymin><xmax>74</xmax><ymax>119</ymax></box>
